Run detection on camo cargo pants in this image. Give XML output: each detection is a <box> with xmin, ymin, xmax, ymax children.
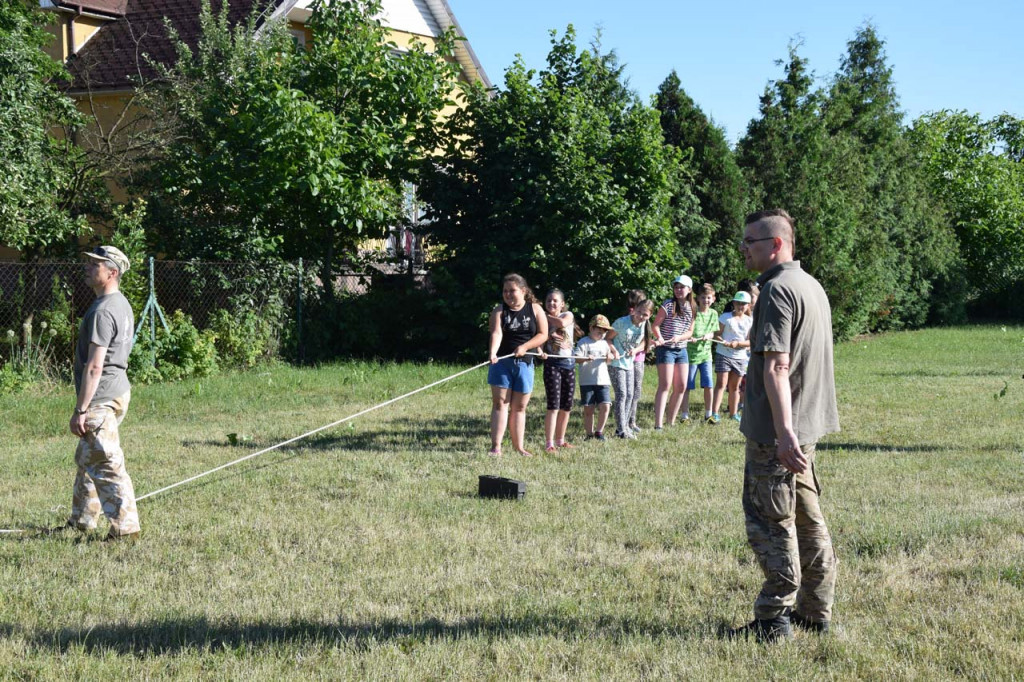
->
<box><xmin>70</xmin><ymin>392</ymin><xmax>140</xmax><ymax>536</ymax></box>
<box><xmin>743</xmin><ymin>439</ymin><xmax>836</xmax><ymax>621</ymax></box>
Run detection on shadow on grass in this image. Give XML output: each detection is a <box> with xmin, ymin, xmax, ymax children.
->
<box><xmin>874</xmin><ymin>369</ymin><xmax>1009</xmax><ymax>378</ymax></box>
<box><xmin>818</xmin><ymin>442</ymin><xmax>953</xmax><ymax>453</ymax></box>
<box><xmin>5</xmin><ymin>614</ymin><xmax>706</xmax><ymax>654</ymax></box>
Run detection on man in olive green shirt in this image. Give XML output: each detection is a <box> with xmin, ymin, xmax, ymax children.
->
<box><xmin>730</xmin><ymin>209</ymin><xmax>839</xmax><ymax>642</ymax></box>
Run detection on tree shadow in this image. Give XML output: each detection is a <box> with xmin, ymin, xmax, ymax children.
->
<box><xmin>874</xmin><ymin>369</ymin><xmax>1009</xmax><ymax>378</ymax></box>
<box><xmin>4</xmin><ymin>613</ymin><xmax>707</xmax><ymax>654</ymax></box>
<box><xmin>818</xmin><ymin>442</ymin><xmax>954</xmax><ymax>453</ymax></box>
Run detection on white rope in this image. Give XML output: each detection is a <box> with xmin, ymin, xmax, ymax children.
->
<box><xmin>1</xmin><ymin>355</ymin><xmax>507</xmax><ymax>533</ymax></box>
<box><xmin>137</xmin><ymin>356</ymin><xmax>503</xmax><ymax>502</ymax></box>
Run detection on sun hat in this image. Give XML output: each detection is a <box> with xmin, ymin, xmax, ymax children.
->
<box><xmin>83</xmin><ymin>245</ymin><xmax>130</xmax><ymax>274</ymax></box>
<box><xmin>732</xmin><ymin>291</ymin><xmax>752</xmax><ymax>304</ymax></box>
<box><xmin>588</xmin><ymin>314</ymin><xmax>613</xmax><ymax>330</ymax></box>
<box><xmin>672</xmin><ymin>275</ymin><xmax>693</xmax><ymax>288</ymax></box>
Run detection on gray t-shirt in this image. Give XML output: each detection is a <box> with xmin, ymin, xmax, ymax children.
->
<box><xmin>740</xmin><ymin>261</ymin><xmax>840</xmax><ymax>445</ymax></box>
<box><xmin>74</xmin><ymin>291</ymin><xmax>135</xmax><ymax>405</ymax></box>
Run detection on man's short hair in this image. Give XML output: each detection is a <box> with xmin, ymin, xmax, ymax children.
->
<box><xmin>745</xmin><ymin>208</ymin><xmax>795</xmax><ymax>251</ymax></box>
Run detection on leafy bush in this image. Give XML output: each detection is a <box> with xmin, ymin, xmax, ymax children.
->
<box><xmin>209</xmin><ymin>305</ymin><xmax>281</xmax><ymax>369</ymax></box>
<box><xmin>129</xmin><ymin>310</ymin><xmax>218</xmax><ymax>383</ymax></box>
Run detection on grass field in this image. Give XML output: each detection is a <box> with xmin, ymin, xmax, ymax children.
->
<box><xmin>1</xmin><ymin>325</ymin><xmax>1022</xmax><ymax>680</ymax></box>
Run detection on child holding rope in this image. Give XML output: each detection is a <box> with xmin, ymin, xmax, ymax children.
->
<box><xmin>575</xmin><ymin>315</ymin><xmax>619</xmax><ymax>441</ymax></box>
<box><xmin>539</xmin><ymin>288</ymin><xmax>579</xmax><ymax>453</ymax></box>
<box><xmin>711</xmin><ymin>291</ymin><xmax>753</xmax><ymax>422</ymax></box>
<box><xmin>652</xmin><ymin>275</ymin><xmax>695</xmax><ymax>428</ymax></box>
<box><xmin>682</xmin><ymin>283</ymin><xmax>719</xmax><ymax>424</ymax></box>
<box><xmin>488</xmin><ymin>274</ymin><xmax>549</xmax><ymax>457</ymax></box>
<box><xmin>607</xmin><ymin>298</ymin><xmax>654</xmax><ymax>439</ymax></box>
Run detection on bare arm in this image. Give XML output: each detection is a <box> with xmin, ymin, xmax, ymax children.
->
<box><xmin>70</xmin><ymin>344</ymin><xmax>106</xmax><ymax>437</ymax></box>
<box><xmin>488</xmin><ymin>307</ymin><xmax>502</xmax><ymax>364</ymax></box>
<box><xmin>763</xmin><ymin>351</ymin><xmax>807</xmax><ymax>474</ymax></box>
<box><xmin>513</xmin><ymin>304</ymin><xmax>549</xmax><ymax>357</ymax></box>
<box><xmin>652</xmin><ymin>308</ymin><xmax>666</xmax><ymax>345</ymax></box>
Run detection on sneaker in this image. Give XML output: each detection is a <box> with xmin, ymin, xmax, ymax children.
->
<box><xmin>790</xmin><ymin>612</ymin><xmax>830</xmax><ymax>634</ymax></box>
<box><xmin>726</xmin><ymin>615</ymin><xmax>793</xmax><ymax>643</ymax></box>
<box><xmin>680</xmin><ymin>414</ymin><xmax>690</xmax><ymax>422</ymax></box>
<box><xmin>730</xmin><ymin>414</ymin><xmax>742</xmax><ymax>423</ymax></box>
<box><xmin>583</xmin><ymin>434</ymin><xmax>595</xmax><ymax>441</ymax></box>
<box><xmin>654</xmin><ymin>426</ymin><xmax>664</xmax><ymax>431</ymax></box>
<box><xmin>615</xmin><ymin>431</ymin><xmax>629</xmax><ymax>439</ymax></box>
<box><xmin>629</xmin><ymin>423</ymin><xmax>642</xmax><ymax>433</ymax></box>
<box><xmin>706</xmin><ymin>414</ymin><xmax>719</xmax><ymax>425</ymax></box>
<box><xmin>594</xmin><ymin>432</ymin><xmax>607</xmax><ymax>442</ymax></box>
<box><xmin>624</xmin><ymin>430</ymin><xmax>638</xmax><ymax>440</ymax></box>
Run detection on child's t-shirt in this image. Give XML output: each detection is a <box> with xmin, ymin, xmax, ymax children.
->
<box><xmin>717</xmin><ymin>311</ymin><xmax>753</xmax><ymax>359</ymax></box>
<box><xmin>610</xmin><ymin>315</ymin><xmax>645</xmax><ymax>371</ymax></box>
<box><xmin>687</xmin><ymin>308</ymin><xmax>719</xmax><ymax>364</ymax></box>
<box><xmin>575</xmin><ymin>337</ymin><xmax>612</xmax><ymax>386</ymax></box>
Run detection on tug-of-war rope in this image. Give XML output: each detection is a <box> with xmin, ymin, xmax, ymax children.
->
<box><xmin>1</xmin><ymin>342</ymin><xmax>733</xmax><ymax>535</ymax></box>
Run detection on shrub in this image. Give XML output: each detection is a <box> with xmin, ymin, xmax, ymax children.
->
<box><xmin>209</xmin><ymin>305</ymin><xmax>280</xmax><ymax>369</ymax></box>
<box><xmin>129</xmin><ymin>310</ymin><xmax>218</xmax><ymax>383</ymax></box>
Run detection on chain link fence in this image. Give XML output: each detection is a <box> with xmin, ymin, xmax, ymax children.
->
<box><xmin>0</xmin><ymin>259</ymin><xmax>380</xmax><ymax>372</ymax></box>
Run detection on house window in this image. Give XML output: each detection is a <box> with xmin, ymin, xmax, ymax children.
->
<box><xmin>290</xmin><ymin>29</ymin><xmax>307</xmax><ymax>50</ymax></box>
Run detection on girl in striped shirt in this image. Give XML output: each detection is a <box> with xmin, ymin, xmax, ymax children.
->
<box><xmin>652</xmin><ymin>275</ymin><xmax>695</xmax><ymax>429</ymax></box>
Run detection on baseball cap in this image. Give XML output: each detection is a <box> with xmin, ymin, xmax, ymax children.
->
<box><xmin>588</xmin><ymin>314</ymin><xmax>613</xmax><ymax>330</ymax></box>
<box><xmin>672</xmin><ymin>275</ymin><xmax>693</xmax><ymax>288</ymax></box>
<box><xmin>83</xmin><ymin>245</ymin><xmax>130</xmax><ymax>274</ymax></box>
<box><xmin>732</xmin><ymin>291</ymin><xmax>752</xmax><ymax>304</ymax></box>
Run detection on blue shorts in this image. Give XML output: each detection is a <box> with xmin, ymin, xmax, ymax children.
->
<box><xmin>579</xmin><ymin>384</ymin><xmax>611</xmax><ymax>406</ymax></box>
<box><xmin>487</xmin><ymin>357</ymin><xmax>534</xmax><ymax>393</ymax></box>
<box><xmin>687</xmin><ymin>360</ymin><xmax>714</xmax><ymax>390</ymax></box>
<box><xmin>655</xmin><ymin>346</ymin><xmax>689</xmax><ymax>365</ymax></box>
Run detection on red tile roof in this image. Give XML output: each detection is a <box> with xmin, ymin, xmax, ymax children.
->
<box><xmin>65</xmin><ymin>0</ymin><xmax>275</xmax><ymax>91</ymax></box>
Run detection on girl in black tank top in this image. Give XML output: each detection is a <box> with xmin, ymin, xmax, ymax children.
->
<box><xmin>497</xmin><ymin>302</ymin><xmax>538</xmax><ymax>363</ymax></box>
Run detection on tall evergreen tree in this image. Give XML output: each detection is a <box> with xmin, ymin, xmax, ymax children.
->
<box><xmin>655</xmin><ymin>71</ymin><xmax>748</xmax><ymax>287</ymax></box>
<box><xmin>421</xmin><ymin>26</ymin><xmax>691</xmax><ymax>343</ymax></box>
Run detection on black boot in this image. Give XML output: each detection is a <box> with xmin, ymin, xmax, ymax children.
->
<box><xmin>727</xmin><ymin>614</ymin><xmax>793</xmax><ymax>643</ymax></box>
<box><xmin>790</xmin><ymin>611</ymin><xmax>830</xmax><ymax>634</ymax></box>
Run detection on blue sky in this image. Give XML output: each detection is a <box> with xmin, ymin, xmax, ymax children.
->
<box><xmin>448</xmin><ymin>0</ymin><xmax>1022</xmax><ymax>143</ymax></box>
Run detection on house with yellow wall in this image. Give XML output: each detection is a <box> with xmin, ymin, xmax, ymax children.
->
<box><xmin>18</xmin><ymin>0</ymin><xmax>490</xmax><ymax>265</ymax></box>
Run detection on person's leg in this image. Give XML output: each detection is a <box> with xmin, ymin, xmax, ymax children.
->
<box><xmin>556</xmin><ymin>367</ymin><xmax>575</xmax><ymax>446</ymax></box>
<box><xmin>653</xmin><ymin>358</ymin><xmax>671</xmax><ymax>428</ymax></box>
<box><xmin>700</xmin><ymin>362</ymin><xmax>714</xmax><ymax>418</ymax></box>
<box><xmin>583</xmin><ymin>405</ymin><xmax>595</xmax><ymax>436</ymax></box>
<box><xmin>712</xmin><ymin>370</ymin><xmax>729</xmax><ymax>416</ymax></box>
<box><xmin>543</xmin><ymin>363</ymin><xmax>560</xmax><ymax>448</ymax></box>
<box><xmin>595</xmin><ymin>400</ymin><xmax>611</xmax><ymax>436</ymax></box>
<box><xmin>610</xmin><ymin>366</ymin><xmax>631</xmax><ymax>435</ymax></box>
<box><xmin>69</xmin><ymin>438</ymin><xmax>102</xmax><ymax>531</ymax></box>
<box><xmin>490</xmin><ymin>385</ymin><xmax>511</xmax><ymax>452</ymax></box>
<box><xmin>508</xmin><ymin>391</ymin><xmax>532</xmax><ymax>456</ymax></box>
<box><xmin>666</xmin><ymin>362</ymin><xmax>688</xmax><ymax>424</ymax></box>
<box><xmin>629</xmin><ymin>360</ymin><xmax>644</xmax><ymax>430</ymax></box>
<box><xmin>78</xmin><ymin>394</ymin><xmax>139</xmax><ymax>536</ymax></box>
<box><xmin>727</xmin><ymin>372</ymin><xmax>742</xmax><ymax>417</ymax></box>
<box><xmin>742</xmin><ymin>439</ymin><xmax>800</xmax><ymax>620</ymax></box>
<box><xmin>793</xmin><ymin>444</ymin><xmax>837</xmax><ymax>624</ymax></box>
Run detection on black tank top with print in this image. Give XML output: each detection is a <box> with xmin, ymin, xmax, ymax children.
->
<box><xmin>497</xmin><ymin>302</ymin><xmax>537</xmax><ymax>362</ymax></box>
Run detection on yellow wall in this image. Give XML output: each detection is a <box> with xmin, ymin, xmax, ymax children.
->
<box><xmin>41</xmin><ymin>12</ymin><xmax>108</xmax><ymax>62</ymax></box>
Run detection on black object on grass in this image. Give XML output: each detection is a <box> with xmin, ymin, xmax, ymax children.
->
<box><xmin>478</xmin><ymin>475</ymin><xmax>526</xmax><ymax>500</ymax></box>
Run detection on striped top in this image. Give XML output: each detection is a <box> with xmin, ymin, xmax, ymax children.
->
<box><xmin>658</xmin><ymin>299</ymin><xmax>693</xmax><ymax>349</ymax></box>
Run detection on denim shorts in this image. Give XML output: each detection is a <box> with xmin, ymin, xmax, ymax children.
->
<box><xmin>487</xmin><ymin>357</ymin><xmax>535</xmax><ymax>394</ymax></box>
<box><xmin>579</xmin><ymin>384</ymin><xmax>611</xmax><ymax>406</ymax></box>
<box><xmin>687</xmin><ymin>360</ymin><xmax>714</xmax><ymax>390</ymax></box>
<box><xmin>655</xmin><ymin>346</ymin><xmax>689</xmax><ymax>365</ymax></box>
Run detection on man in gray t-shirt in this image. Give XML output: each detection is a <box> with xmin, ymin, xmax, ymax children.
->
<box><xmin>728</xmin><ymin>210</ymin><xmax>839</xmax><ymax>643</ymax></box>
<box><xmin>65</xmin><ymin>246</ymin><xmax>141</xmax><ymax>541</ymax></box>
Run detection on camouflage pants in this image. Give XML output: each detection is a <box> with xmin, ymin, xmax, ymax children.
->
<box><xmin>70</xmin><ymin>392</ymin><xmax>140</xmax><ymax>536</ymax></box>
<box><xmin>743</xmin><ymin>439</ymin><xmax>836</xmax><ymax>621</ymax></box>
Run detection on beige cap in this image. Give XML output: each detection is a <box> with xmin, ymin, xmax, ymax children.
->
<box><xmin>83</xmin><ymin>245</ymin><xmax>130</xmax><ymax>274</ymax></box>
<box><xmin>588</xmin><ymin>314</ymin><xmax>613</xmax><ymax>330</ymax></box>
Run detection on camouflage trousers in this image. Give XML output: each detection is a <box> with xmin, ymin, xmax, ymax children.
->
<box><xmin>70</xmin><ymin>392</ymin><xmax>140</xmax><ymax>536</ymax></box>
<box><xmin>743</xmin><ymin>439</ymin><xmax>836</xmax><ymax>621</ymax></box>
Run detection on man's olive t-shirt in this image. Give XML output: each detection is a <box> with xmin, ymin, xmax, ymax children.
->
<box><xmin>74</xmin><ymin>292</ymin><xmax>135</xmax><ymax>405</ymax></box>
<box><xmin>740</xmin><ymin>261</ymin><xmax>840</xmax><ymax>445</ymax></box>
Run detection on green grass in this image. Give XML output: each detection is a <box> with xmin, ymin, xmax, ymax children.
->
<box><xmin>1</xmin><ymin>325</ymin><xmax>1022</xmax><ymax>679</ymax></box>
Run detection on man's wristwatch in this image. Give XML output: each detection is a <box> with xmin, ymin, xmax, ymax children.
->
<box><xmin>73</xmin><ymin>408</ymin><xmax>87</xmax><ymax>415</ymax></box>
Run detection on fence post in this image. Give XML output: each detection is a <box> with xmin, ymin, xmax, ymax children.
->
<box><xmin>149</xmin><ymin>257</ymin><xmax>157</xmax><ymax>369</ymax></box>
<box><xmin>297</xmin><ymin>257</ymin><xmax>304</xmax><ymax>365</ymax></box>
